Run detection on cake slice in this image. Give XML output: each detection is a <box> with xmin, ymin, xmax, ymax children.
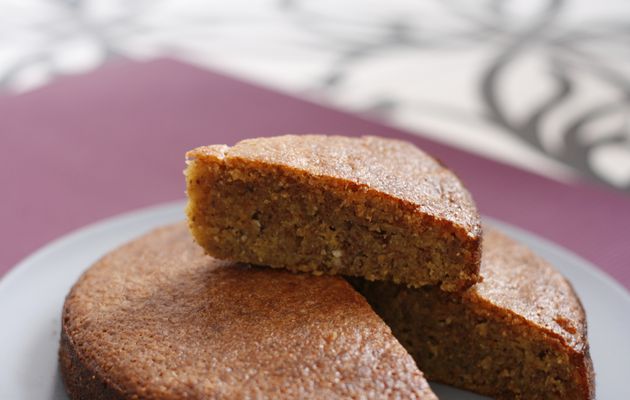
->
<box><xmin>351</xmin><ymin>227</ymin><xmax>594</xmax><ymax>399</ymax></box>
<box><xmin>60</xmin><ymin>223</ymin><xmax>437</xmax><ymax>400</ymax></box>
<box><xmin>185</xmin><ymin>134</ymin><xmax>481</xmax><ymax>291</ymax></box>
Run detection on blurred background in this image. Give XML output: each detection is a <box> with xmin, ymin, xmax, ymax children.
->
<box><xmin>3</xmin><ymin>0</ymin><xmax>630</xmax><ymax>191</ymax></box>
<box><xmin>3</xmin><ymin>3</ymin><xmax>630</xmax><ymax>399</ymax></box>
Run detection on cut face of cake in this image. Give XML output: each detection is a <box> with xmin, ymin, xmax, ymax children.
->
<box><xmin>185</xmin><ymin>134</ymin><xmax>481</xmax><ymax>291</ymax></box>
<box><xmin>351</xmin><ymin>228</ymin><xmax>594</xmax><ymax>400</ymax></box>
<box><xmin>60</xmin><ymin>223</ymin><xmax>437</xmax><ymax>400</ymax></box>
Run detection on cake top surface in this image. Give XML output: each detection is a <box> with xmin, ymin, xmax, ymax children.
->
<box><xmin>63</xmin><ymin>223</ymin><xmax>435</xmax><ymax>400</ymax></box>
<box><xmin>188</xmin><ymin>134</ymin><xmax>480</xmax><ymax>237</ymax></box>
<box><xmin>470</xmin><ymin>228</ymin><xmax>589</xmax><ymax>353</ymax></box>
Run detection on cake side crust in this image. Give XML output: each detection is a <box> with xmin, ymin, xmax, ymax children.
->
<box><xmin>60</xmin><ymin>324</ymin><xmax>126</xmax><ymax>400</ymax></box>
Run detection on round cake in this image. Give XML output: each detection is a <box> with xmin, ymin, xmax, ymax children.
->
<box><xmin>59</xmin><ymin>223</ymin><xmax>436</xmax><ymax>399</ymax></box>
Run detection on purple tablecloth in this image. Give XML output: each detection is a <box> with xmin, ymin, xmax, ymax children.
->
<box><xmin>1</xmin><ymin>59</ymin><xmax>628</xmax><ymax>290</ymax></box>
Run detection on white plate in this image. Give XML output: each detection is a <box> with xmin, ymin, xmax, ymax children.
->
<box><xmin>0</xmin><ymin>201</ymin><xmax>628</xmax><ymax>399</ymax></box>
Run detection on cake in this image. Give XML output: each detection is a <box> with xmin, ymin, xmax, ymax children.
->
<box><xmin>351</xmin><ymin>228</ymin><xmax>595</xmax><ymax>399</ymax></box>
<box><xmin>60</xmin><ymin>223</ymin><xmax>437</xmax><ymax>400</ymax></box>
<box><xmin>185</xmin><ymin>134</ymin><xmax>481</xmax><ymax>291</ymax></box>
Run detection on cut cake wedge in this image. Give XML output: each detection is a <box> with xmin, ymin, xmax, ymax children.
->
<box><xmin>351</xmin><ymin>227</ymin><xmax>595</xmax><ymax>399</ymax></box>
<box><xmin>186</xmin><ymin>134</ymin><xmax>481</xmax><ymax>291</ymax></box>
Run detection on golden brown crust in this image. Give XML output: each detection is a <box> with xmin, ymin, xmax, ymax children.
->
<box><xmin>186</xmin><ymin>135</ymin><xmax>481</xmax><ymax>291</ymax></box>
<box><xmin>60</xmin><ymin>223</ymin><xmax>436</xmax><ymax>400</ymax></box>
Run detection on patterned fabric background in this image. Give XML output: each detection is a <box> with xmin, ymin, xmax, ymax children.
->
<box><xmin>3</xmin><ymin>0</ymin><xmax>630</xmax><ymax>190</ymax></box>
